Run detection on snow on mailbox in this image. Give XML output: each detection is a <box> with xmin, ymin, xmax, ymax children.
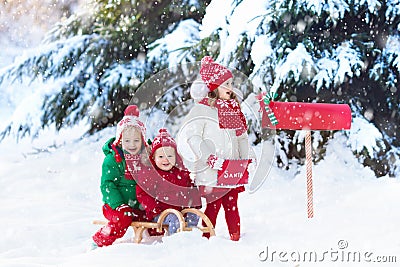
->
<box><xmin>257</xmin><ymin>93</ymin><xmax>352</xmax><ymax>218</ymax></box>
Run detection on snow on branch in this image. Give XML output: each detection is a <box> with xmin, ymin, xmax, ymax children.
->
<box><xmin>270</xmin><ymin>43</ymin><xmax>315</xmax><ymax>93</ymax></box>
<box><xmin>147</xmin><ymin>19</ymin><xmax>201</xmax><ymax>68</ymax></box>
<box><xmin>347</xmin><ymin>116</ymin><xmax>385</xmax><ymax>157</ymax></box>
<box><xmin>312</xmin><ymin>41</ymin><xmax>364</xmax><ymax>91</ymax></box>
<box><xmin>0</xmin><ymin>34</ymin><xmax>100</xmax><ymax>85</ymax></box>
<box><xmin>369</xmin><ymin>35</ymin><xmax>400</xmax><ymax>86</ymax></box>
<box><xmin>333</xmin><ymin>41</ymin><xmax>363</xmax><ymax>83</ymax></box>
<box><xmin>385</xmin><ymin>36</ymin><xmax>400</xmax><ymax>72</ymax></box>
<box><xmin>386</xmin><ymin>0</ymin><xmax>400</xmax><ymax>24</ymax></box>
<box><xmin>101</xmin><ymin>60</ymin><xmax>148</xmax><ymax>89</ymax></box>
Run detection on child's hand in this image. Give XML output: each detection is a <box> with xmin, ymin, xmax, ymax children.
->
<box><xmin>207</xmin><ymin>154</ymin><xmax>224</xmax><ymax>170</ymax></box>
<box><xmin>248</xmin><ymin>158</ymin><xmax>257</xmax><ymax>173</ymax></box>
<box><xmin>116</xmin><ymin>204</ymin><xmax>134</xmax><ymax>216</ymax></box>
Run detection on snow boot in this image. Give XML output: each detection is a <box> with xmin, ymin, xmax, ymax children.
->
<box><xmin>230</xmin><ymin>232</ymin><xmax>240</xmax><ymax>241</ymax></box>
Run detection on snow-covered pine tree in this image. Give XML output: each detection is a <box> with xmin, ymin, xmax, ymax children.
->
<box><xmin>0</xmin><ymin>0</ymin><xmax>210</xmax><ymax>139</ymax></box>
<box><xmin>188</xmin><ymin>0</ymin><xmax>399</xmax><ymax>177</ymax></box>
<box><xmin>2</xmin><ymin>0</ymin><xmax>399</xmax><ymax>176</ymax></box>
<box><xmin>247</xmin><ymin>0</ymin><xmax>400</xmax><ymax>177</ymax></box>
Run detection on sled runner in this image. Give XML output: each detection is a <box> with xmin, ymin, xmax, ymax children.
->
<box><xmin>92</xmin><ymin>208</ymin><xmax>215</xmax><ymax>243</ymax></box>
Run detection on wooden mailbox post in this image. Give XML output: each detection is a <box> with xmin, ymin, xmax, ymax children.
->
<box><xmin>258</xmin><ymin>95</ymin><xmax>352</xmax><ymax>218</ymax></box>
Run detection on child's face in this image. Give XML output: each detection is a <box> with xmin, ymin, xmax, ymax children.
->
<box><xmin>217</xmin><ymin>77</ymin><xmax>233</xmax><ymax>100</ymax></box>
<box><xmin>153</xmin><ymin>146</ymin><xmax>176</xmax><ymax>171</ymax></box>
<box><xmin>121</xmin><ymin>127</ymin><xmax>143</xmax><ymax>155</ymax></box>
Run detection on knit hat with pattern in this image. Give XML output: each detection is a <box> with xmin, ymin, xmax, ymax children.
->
<box><xmin>150</xmin><ymin>128</ymin><xmax>177</xmax><ymax>157</ymax></box>
<box><xmin>199</xmin><ymin>56</ymin><xmax>233</xmax><ymax>92</ymax></box>
<box><xmin>113</xmin><ymin>105</ymin><xmax>146</xmax><ymax>146</ymax></box>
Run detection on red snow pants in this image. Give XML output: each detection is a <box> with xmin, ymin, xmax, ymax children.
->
<box><xmin>202</xmin><ymin>188</ymin><xmax>241</xmax><ymax>240</ymax></box>
<box><xmin>92</xmin><ymin>204</ymin><xmax>145</xmax><ymax>247</ymax></box>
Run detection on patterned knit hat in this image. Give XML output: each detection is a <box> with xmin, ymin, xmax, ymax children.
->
<box><xmin>150</xmin><ymin>128</ymin><xmax>177</xmax><ymax>157</ymax></box>
<box><xmin>199</xmin><ymin>56</ymin><xmax>233</xmax><ymax>92</ymax></box>
<box><xmin>113</xmin><ymin>105</ymin><xmax>146</xmax><ymax>146</ymax></box>
<box><xmin>150</xmin><ymin>128</ymin><xmax>187</xmax><ymax>170</ymax></box>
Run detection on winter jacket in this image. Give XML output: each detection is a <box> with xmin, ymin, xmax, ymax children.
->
<box><xmin>100</xmin><ymin>137</ymin><xmax>141</xmax><ymax>210</ymax></box>
<box><xmin>177</xmin><ymin>102</ymin><xmax>255</xmax><ymax>188</ymax></box>
<box><xmin>136</xmin><ymin>166</ymin><xmax>201</xmax><ymax>221</ymax></box>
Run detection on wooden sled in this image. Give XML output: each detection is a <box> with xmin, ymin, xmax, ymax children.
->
<box><xmin>92</xmin><ymin>208</ymin><xmax>215</xmax><ymax>244</ymax></box>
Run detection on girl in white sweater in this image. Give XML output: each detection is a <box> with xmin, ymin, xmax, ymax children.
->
<box><xmin>177</xmin><ymin>56</ymin><xmax>255</xmax><ymax>241</ymax></box>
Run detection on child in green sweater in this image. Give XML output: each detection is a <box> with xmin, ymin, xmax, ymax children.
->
<box><xmin>92</xmin><ymin>105</ymin><xmax>148</xmax><ymax>247</ymax></box>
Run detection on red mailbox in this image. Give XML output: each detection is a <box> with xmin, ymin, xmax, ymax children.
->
<box><xmin>258</xmin><ymin>94</ymin><xmax>352</xmax><ymax>218</ymax></box>
<box><xmin>259</xmin><ymin>100</ymin><xmax>352</xmax><ymax>131</ymax></box>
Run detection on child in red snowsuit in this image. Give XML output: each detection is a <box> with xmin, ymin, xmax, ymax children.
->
<box><xmin>136</xmin><ymin>128</ymin><xmax>201</xmax><ymax>234</ymax></box>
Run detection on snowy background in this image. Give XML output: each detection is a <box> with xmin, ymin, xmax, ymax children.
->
<box><xmin>1</xmin><ymin>0</ymin><xmax>400</xmax><ymax>266</ymax></box>
<box><xmin>1</xmin><ymin>117</ymin><xmax>399</xmax><ymax>267</ymax></box>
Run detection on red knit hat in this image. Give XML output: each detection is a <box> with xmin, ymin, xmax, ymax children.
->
<box><xmin>150</xmin><ymin>128</ymin><xmax>177</xmax><ymax>157</ymax></box>
<box><xmin>200</xmin><ymin>56</ymin><xmax>233</xmax><ymax>92</ymax></box>
<box><xmin>113</xmin><ymin>105</ymin><xmax>146</xmax><ymax>146</ymax></box>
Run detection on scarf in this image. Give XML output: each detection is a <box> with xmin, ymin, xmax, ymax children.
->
<box><xmin>199</xmin><ymin>98</ymin><xmax>247</xmax><ymax>136</ymax></box>
<box><xmin>125</xmin><ymin>154</ymin><xmax>142</xmax><ymax>180</ymax></box>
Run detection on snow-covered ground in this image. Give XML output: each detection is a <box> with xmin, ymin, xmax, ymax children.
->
<box><xmin>0</xmin><ymin>125</ymin><xmax>399</xmax><ymax>267</ymax></box>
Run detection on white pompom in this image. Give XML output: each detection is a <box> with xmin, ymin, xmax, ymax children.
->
<box><xmin>190</xmin><ymin>80</ymin><xmax>209</xmax><ymax>101</ymax></box>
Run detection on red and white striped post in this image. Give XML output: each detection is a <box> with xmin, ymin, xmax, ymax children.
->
<box><xmin>305</xmin><ymin>130</ymin><xmax>314</xmax><ymax>218</ymax></box>
<box><xmin>258</xmin><ymin>96</ymin><xmax>352</xmax><ymax>218</ymax></box>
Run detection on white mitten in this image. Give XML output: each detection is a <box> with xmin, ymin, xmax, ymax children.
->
<box><xmin>247</xmin><ymin>158</ymin><xmax>257</xmax><ymax>173</ymax></box>
<box><xmin>207</xmin><ymin>154</ymin><xmax>224</xmax><ymax>170</ymax></box>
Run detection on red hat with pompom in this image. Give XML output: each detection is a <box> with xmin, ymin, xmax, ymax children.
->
<box><xmin>113</xmin><ymin>105</ymin><xmax>146</xmax><ymax>146</ymax></box>
<box><xmin>150</xmin><ymin>128</ymin><xmax>177</xmax><ymax>157</ymax></box>
<box><xmin>199</xmin><ymin>56</ymin><xmax>233</xmax><ymax>92</ymax></box>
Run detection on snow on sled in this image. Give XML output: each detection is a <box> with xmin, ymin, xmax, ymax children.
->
<box><xmin>92</xmin><ymin>208</ymin><xmax>215</xmax><ymax>244</ymax></box>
